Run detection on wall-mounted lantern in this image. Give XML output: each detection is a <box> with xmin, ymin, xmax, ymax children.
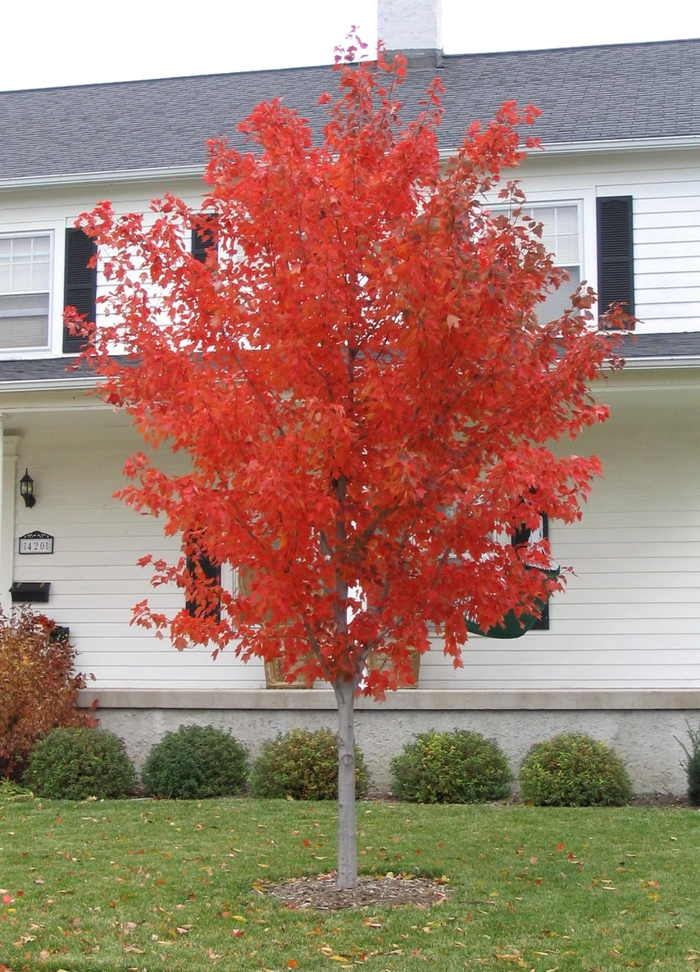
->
<box><xmin>19</xmin><ymin>469</ymin><xmax>36</xmax><ymax>508</ymax></box>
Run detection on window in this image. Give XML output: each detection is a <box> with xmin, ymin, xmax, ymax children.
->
<box><xmin>192</xmin><ymin>221</ymin><xmax>217</xmax><ymax>263</ymax></box>
<box><xmin>64</xmin><ymin>228</ymin><xmax>97</xmax><ymax>354</ymax></box>
<box><xmin>512</xmin><ymin>513</ymin><xmax>550</xmax><ymax>631</ymax></box>
<box><xmin>183</xmin><ymin>531</ymin><xmax>222</xmax><ymax>620</ymax></box>
<box><xmin>597</xmin><ymin>196</ymin><xmax>634</xmax><ymax>318</ymax></box>
<box><xmin>0</xmin><ymin>234</ymin><xmax>51</xmax><ymax>350</ymax></box>
<box><xmin>490</xmin><ymin>204</ymin><xmax>581</xmax><ymax>323</ymax></box>
<box><xmin>522</xmin><ymin>205</ymin><xmax>580</xmax><ymax>323</ymax></box>
<box><xmin>185</xmin><ymin>552</ymin><xmax>222</xmax><ymax>620</ymax></box>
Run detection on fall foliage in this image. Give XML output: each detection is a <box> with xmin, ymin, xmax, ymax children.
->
<box><xmin>73</xmin><ymin>43</ymin><xmax>620</xmax><ymax>886</ymax></box>
<box><xmin>0</xmin><ymin>608</ymin><xmax>92</xmax><ymax>779</ymax></box>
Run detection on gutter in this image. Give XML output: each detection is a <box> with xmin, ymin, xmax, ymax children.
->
<box><xmin>0</xmin><ymin>354</ymin><xmax>699</xmax><ymax>397</ymax></box>
<box><xmin>619</xmin><ymin>354</ymin><xmax>700</xmax><ymax>371</ymax></box>
<box><xmin>0</xmin><ymin>163</ymin><xmax>206</xmax><ymax>192</ymax></box>
<box><xmin>3</xmin><ymin>135</ymin><xmax>700</xmax><ymax>191</ymax></box>
<box><xmin>439</xmin><ymin>133</ymin><xmax>700</xmax><ymax>163</ymax></box>
<box><xmin>0</xmin><ymin>377</ymin><xmax>100</xmax><ymax>394</ymax></box>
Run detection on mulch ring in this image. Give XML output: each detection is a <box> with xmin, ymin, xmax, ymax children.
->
<box><xmin>266</xmin><ymin>873</ymin><xmax>451</xmax><ymax>911</ymax></box>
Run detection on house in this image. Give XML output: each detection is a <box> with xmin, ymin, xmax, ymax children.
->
<box><xmin>1</xmin><ymin>2</ymin><xmax>699</xmax><ymax>791</ymax></box>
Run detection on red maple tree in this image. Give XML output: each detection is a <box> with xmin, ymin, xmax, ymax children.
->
<box><xmin>74</xmin><ymin>46</ymin><xmax>620</xmax><ymax>888</ymax></box>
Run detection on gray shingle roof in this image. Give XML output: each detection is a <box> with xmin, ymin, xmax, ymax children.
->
<box><xmin>0</xmin><ymin>334</ymin><xmax>698</xmax><ymax>386</ymax></box>
<box><xmin>1</xmin><ymin>37</ymin><xmax>699</xmax><ymax>182</ymax></box>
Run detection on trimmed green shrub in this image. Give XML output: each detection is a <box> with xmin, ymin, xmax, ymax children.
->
<box><xmin>250</xmin><ymin>728</ymin><xmax>370</xmax><ymax>800</ymax></box>
<box><xmin>519</xmin><ymin>733</ymin><xmax>632</xmax><ymax>807</ymax></box>
<box><xmin>391</xmin><ymin>729</ymin><xmax>512</xmax><ymax>803</ymax></box>
<box><xmin>23</xmin><ymin>728</ymin><xmax>136</xmax><ymax>800</ymax></box>
<box><xmin>676</xmin><ymin>722</ymin><xmax>700</xmax><ymax>806</ymax></box>
<box><xmin>0</xmin><ymin>609</ymin><xmax>91</xmax><ymax>780</ymax></box>
<box><xmin>142</xmin><ymin>724</ymin><xmax>248</xmax><ymax>799</ymax></box>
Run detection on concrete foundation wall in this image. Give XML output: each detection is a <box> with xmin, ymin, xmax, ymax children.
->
<box><xmin>83</xmin><ymin>688</ymin><xmax>700</xmax><ymax>796</ymax></box>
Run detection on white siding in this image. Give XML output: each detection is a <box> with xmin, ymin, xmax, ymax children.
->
<box><xmin>8</xmin><ymin>406</ymin><xmax>265</xmax><ymax>690</ymax></box>
<box><xmin>2</xmin><ymin>370</ymin><xmax>699</xmax><ymax>694</ymax></box>
<box><xmin>4</xmin><ymin>147</ymin><xmax>700</xmax><ymax>347</ymax></box>
<box><xmin>513</xmin><ymin>148</ymin><xmax>700</xmax><ymax>334</ymax></box>
<box><xmin>0</xmin><ymin>177</ymin><xmax>209</xmax><ymax>359</ymax></box>
<box><xmin>419</xmin><ymin>374</ymin><xmax>700</xmax><ymax>689</ymax></box>
<box><xmin>2</xmin><ymin>154</ymin><xmax>700</xmax><ymax>695</ymax></box>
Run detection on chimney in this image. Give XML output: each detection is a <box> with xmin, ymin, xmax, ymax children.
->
<box><xmin>377</xmin><ymin>0</ymin><xmax>443</xmax><ymax>68</ymax></box>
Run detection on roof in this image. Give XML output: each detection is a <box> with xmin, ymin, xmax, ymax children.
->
<box><xmin>0</xmin><ymin>334</ymin><xmax>698</xmax><ymax>388</ymax></box>
<box><xmin>1</xmin><ymin>37</ymin><xmax>699</xmax><ymax>182</ymax></box>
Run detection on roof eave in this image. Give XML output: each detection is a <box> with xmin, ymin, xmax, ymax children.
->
<box><xmin>0</xmin><ymin>352</ymin><xmax>698</xmax><ymax>396</ymax></box>
<box><xmin>4</xmin><ymin>134</ymin><xmax>700</xmax><ymax>191</ymax></box>
<box><xmin>538</xmin><ymin>133</ymin><xmax>700</xmax><ymax>156</ymax></box>
<box><xmin>0</xmin><ymin>377</ymin><xmax>100</xmax><ymax>394</ymax></box>
<box><xmin>620</xmin><ymin>354</ymin><xmax>700</xmax><ymax>370</ymax></box>
<box><xmin>0</xmin><ymin>163</ymin><xmax>206</xmax><ymax>192</ymax></box>
<box><xmin>439</xmin><ymin>133</ymin><xmax>700</xmax><ymax>161</ymax></box>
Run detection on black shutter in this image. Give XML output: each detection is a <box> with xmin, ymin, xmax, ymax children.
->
<box><xmin>63</xmin><ymin>228</ymin><xmax>97</xmax><ymax>353</ymax></box>
<box><xmin>185</xmin><ymin>549</ymin><xmax>222</xmax><ymax>621</ymax></box>
<box><xmin>512</xmin><ymin>513</ymin><xmax>550</xmax><ymax>630</ymax></box>
<box><xmin>192</xmin><ymin>223</ymin><xmax>216</xmax><ymax>263</ymax></box>
<box><xmin>597</xmin><ymin>196</ymin><xmax>634</xmax><ymax>318</ymax></box>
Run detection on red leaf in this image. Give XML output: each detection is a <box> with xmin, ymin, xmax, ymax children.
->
<box><xmin>76</xmin><ymin>50</ymin><xmax>618</xmax><ymax>889</ymax></box>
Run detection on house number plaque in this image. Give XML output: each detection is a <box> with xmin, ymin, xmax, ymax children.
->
<box><xmin>18</xmin><ymin>531</ymin><xmax>54</xmax><ymax>555</ymax></box>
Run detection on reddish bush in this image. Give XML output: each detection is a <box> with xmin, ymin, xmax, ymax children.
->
<box><xmin>0</xmin><ymin>609</ymin><xmax>93</xmax><ymax>779</ymax></box>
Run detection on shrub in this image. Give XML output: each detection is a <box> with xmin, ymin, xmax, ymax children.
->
<box><xmin>391</xmin><ymin>729</ymin><xmax>512</xmax><ymax>803</ymax></box>
<box><xmin>250</xmin><ymin>728</ymin><xmax>371</xmax><ymax>800</ymax></box>
<box><xmin>0</xmin><ymin>609</ymin><xmax>92</xmax><ymax>779</ymax></box>
<box><xmin>676</xmin><ymin>722</ymin><xmax>700</xmax><ymax>806</ymax></box>
<box><xmin>519</xmin><ymin>733</ymin><xmax>632</xmax><ymax>807</ymax></box>
<box><xmin>142</xmin><ymin>724</ymin><xmax>248</xmax><ymax>799</ymax></box>
<box><xmin>23</xmin><ymin>728</ymin><xmax>136</xmax><ymax>799</ymax></box>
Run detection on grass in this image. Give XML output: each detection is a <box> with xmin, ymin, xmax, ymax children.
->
<box><xmin>0</xmin><ymin>796</ymin><xmax>699</xmax><ymax>971</ymax></box>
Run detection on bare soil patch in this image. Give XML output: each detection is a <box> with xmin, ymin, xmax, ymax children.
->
<box><xmin>628</xmin><ymin>792</ymin><xmax>690</xmax><ymax>808</ymax></box>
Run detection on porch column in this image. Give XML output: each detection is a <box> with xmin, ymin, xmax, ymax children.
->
<box><xmin>1</xmin><ymin>432</ymin><xmax>21</xmax><ymax>613</ymax></box>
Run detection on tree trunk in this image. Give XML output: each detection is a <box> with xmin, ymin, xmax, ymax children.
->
<box><xmin>334</xmin><ymin>677</ymin><xmax>358</xmax><ymax>890</ymax></box>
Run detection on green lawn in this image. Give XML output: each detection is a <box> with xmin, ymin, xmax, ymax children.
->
<box><xmin>1</xmin><ymin>796</ymin><xmax>699</xmax><ymax>971</ymax></box>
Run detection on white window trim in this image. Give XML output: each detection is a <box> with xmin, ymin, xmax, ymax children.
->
<box><xmin>488</xmin><ymin>198</ymin><xmax>584</xmax><ymax>270</ymax></box>
<box><xmin>0</xmin><ymin>220</ymin><xmax>66</xmax><ymax>359</ymax></box>
<box><xmin>485</xmin><ymin>196</ymin><xmax>589</xmax><ymax>322</ymax></box>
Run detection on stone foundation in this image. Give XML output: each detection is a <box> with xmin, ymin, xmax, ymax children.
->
<box><xmin>79</xmin><ymin>688</ymin><xmax>700</xmax><ymax>795</ymax></box>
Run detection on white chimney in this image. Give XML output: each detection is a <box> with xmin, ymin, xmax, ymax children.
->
<box><xmin>378</xmin><ymin>0</ymin><xmax>443</xmax><ymax>64</ymax></box>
